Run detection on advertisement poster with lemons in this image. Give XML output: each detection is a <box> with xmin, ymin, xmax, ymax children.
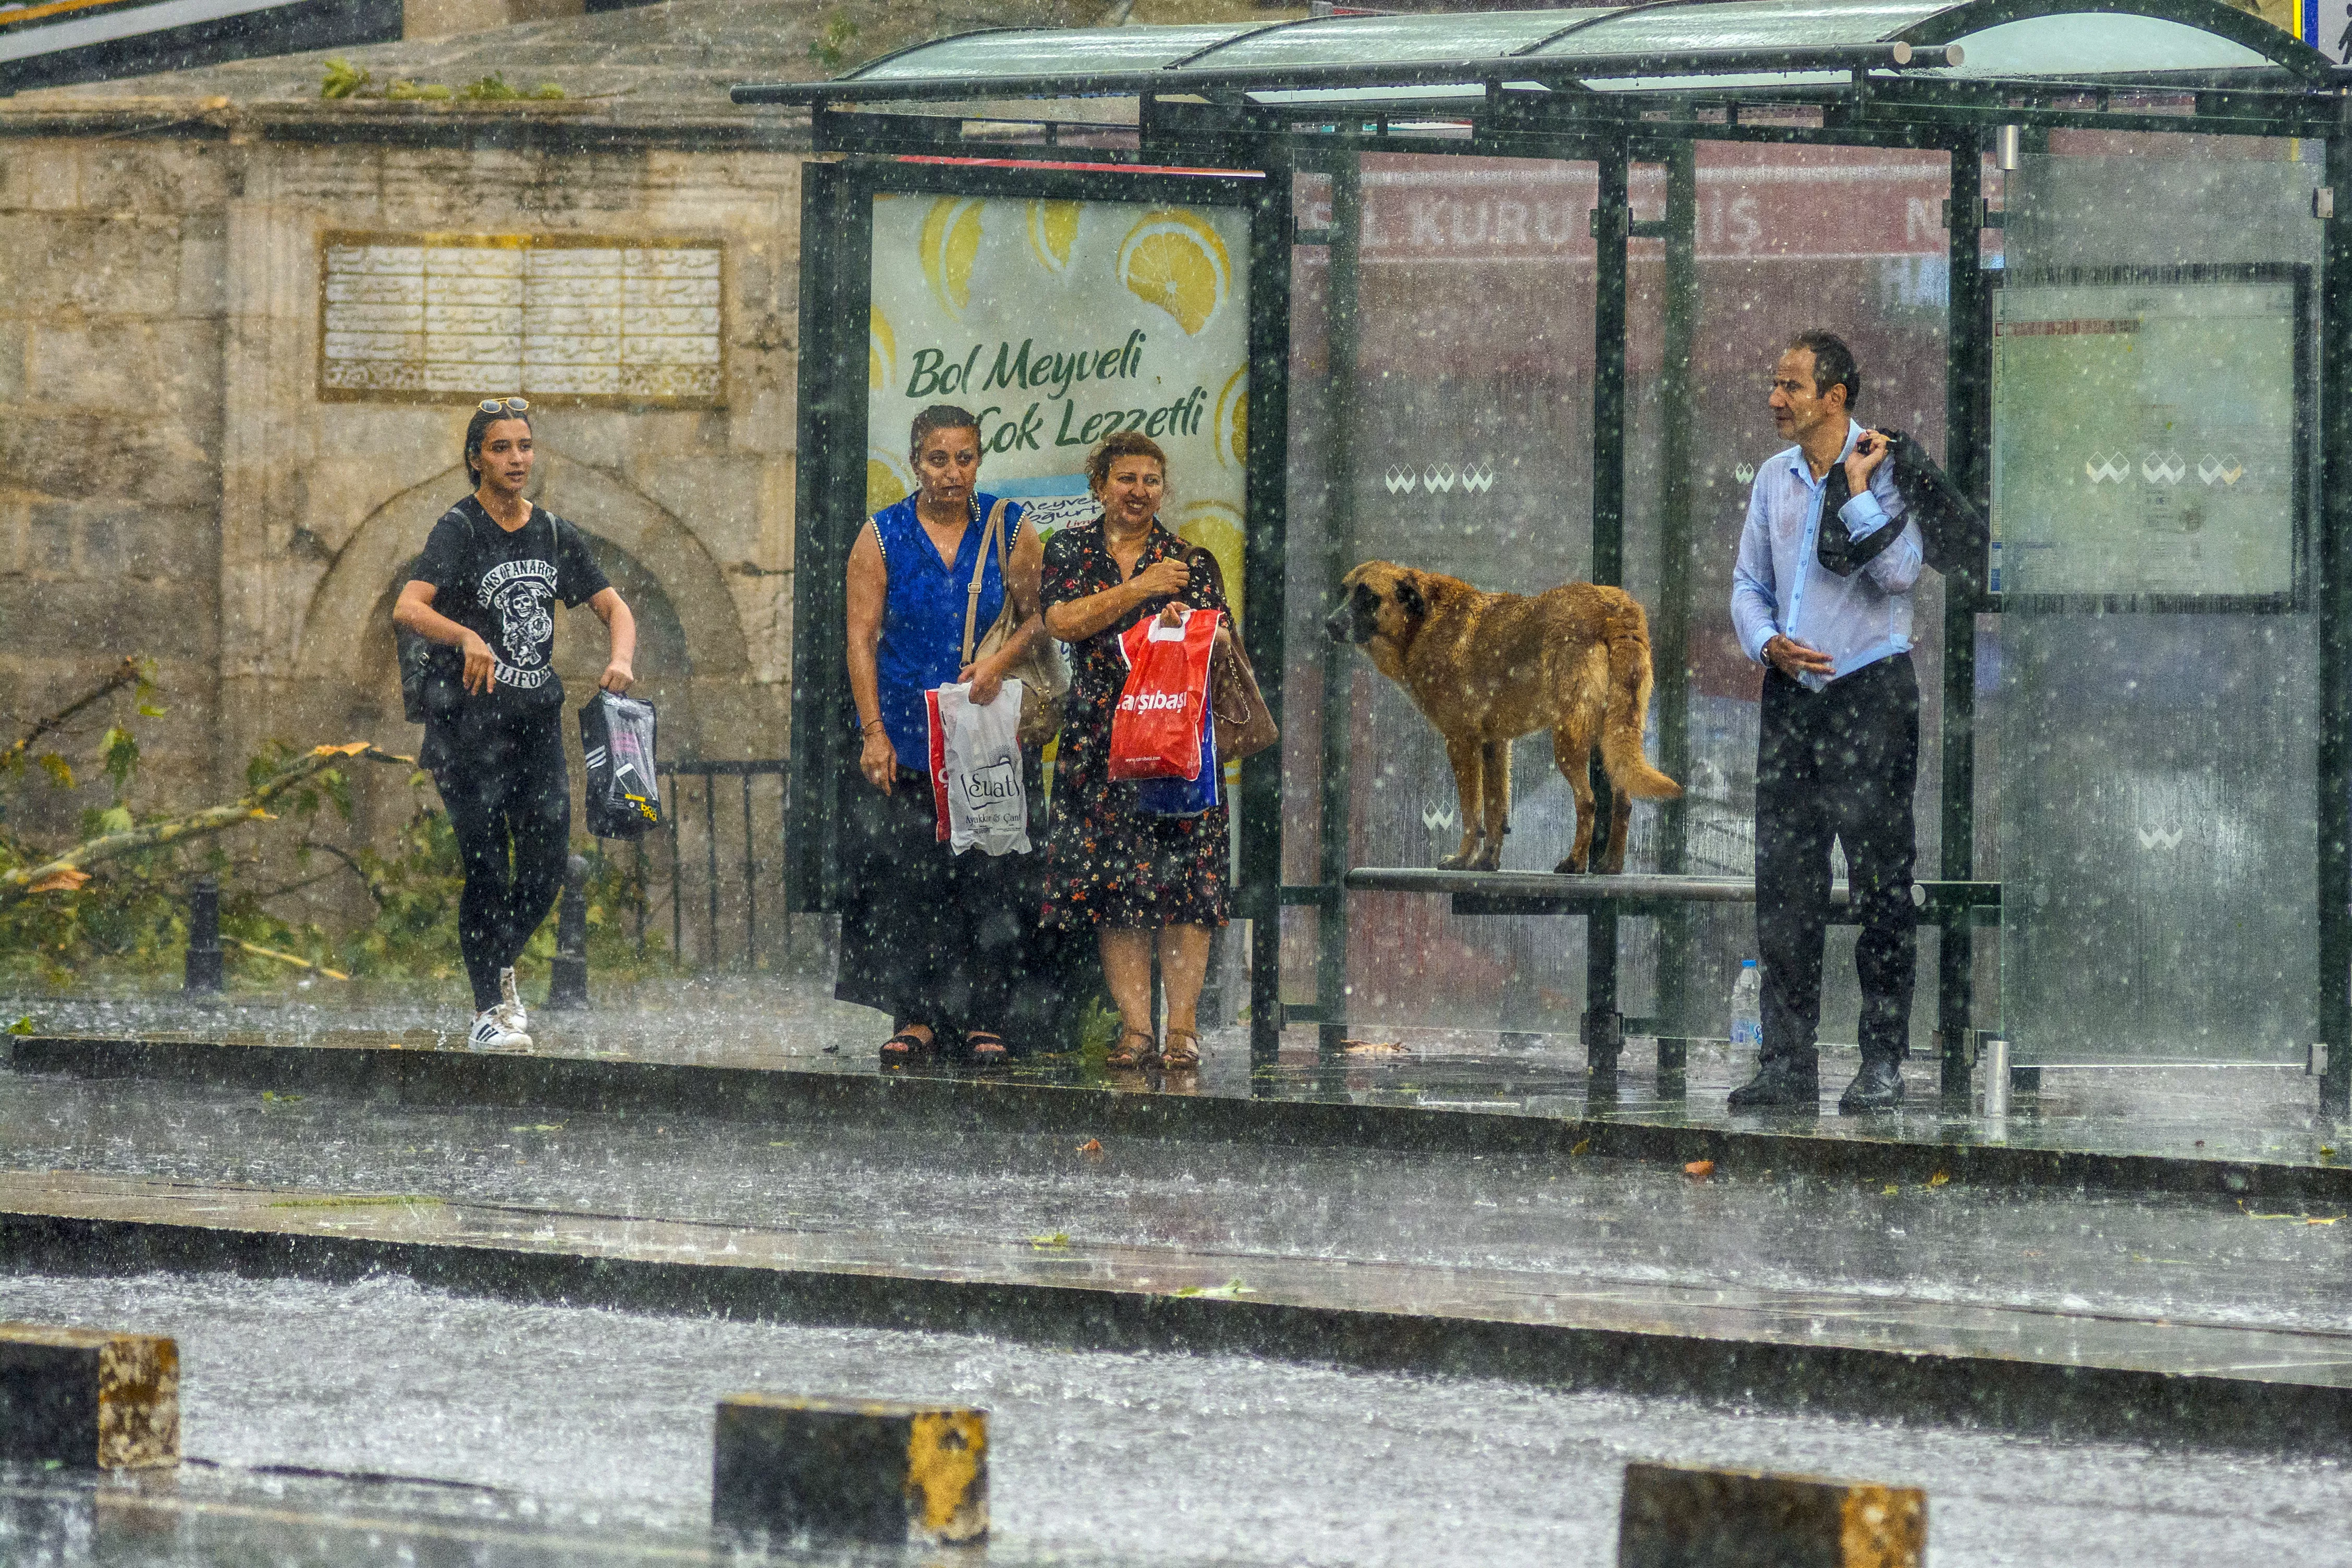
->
<box><xmin>865</xmin><ymin>193</ymin><xmax>1253</xmax><ymax>627</ymax></box>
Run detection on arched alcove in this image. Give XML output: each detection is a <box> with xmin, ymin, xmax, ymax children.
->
<box><xmin>298</xmin><ymin>451</ymin><xmax>751</xmax><ymax>714</ymax></box>
<box><xmin>299</xmin><ymin>455</ymin><xmax>762</xmax><ymax>925</ymax></box>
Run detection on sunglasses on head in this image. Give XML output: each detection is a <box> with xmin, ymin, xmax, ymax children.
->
<box><xmin>476</xmin><ymin>397</ymin><xmax>530</xmax><ymax>415</ymax></box>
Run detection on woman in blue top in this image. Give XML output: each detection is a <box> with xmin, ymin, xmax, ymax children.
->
<box><xmin>839</xmin><ymin>404</ymin><xmax>1053</xmax><ymax>1066</ymax></box>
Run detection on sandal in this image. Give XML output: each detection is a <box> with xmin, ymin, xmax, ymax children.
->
<box><xmin>880</xmin><ymin>1028</ymin><xmax>934</xmax><ymax>1064</ymax></box>
<box><xmin>1160</xmin><ymin>1026</ymin><xmax>1202</xmax><ymax>1071</ymax></box>
<box><xmin>965</xmin><ymin>1030</ymin><xmax>1010</xmax><ymax>1068</ymax></box>
<box><xmin>1106</xmin><ymin>1027</ymin><xmax>1158</xmax><ymax>1070</ymax></box>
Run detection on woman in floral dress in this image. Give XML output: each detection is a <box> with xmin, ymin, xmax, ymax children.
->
<box><xmin>1039</xmin><ymin>432</ymin><xmax>1229</xmax><ymax>1071</ymax></box>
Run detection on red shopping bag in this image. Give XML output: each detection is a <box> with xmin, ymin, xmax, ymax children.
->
<box><xmin>1109</xmin><ymin>608</ymin><xmax>1219</xmax><ymax>783</ymax></box>
<box><xmin>925</xmin><ymin>687</ymin><xmax>951</xmax><ymax>841</ymax></box>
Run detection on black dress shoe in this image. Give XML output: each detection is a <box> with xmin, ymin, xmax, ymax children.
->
<box><xmin>1727</xmin><ymin>1059</ymin><xmax>1819</xmax><ymax>1110</ymax></box>
<box><xmin>1838</xmin><ymin>1057</ymin><xmax>1904</xmax><ymax>1114</ymax></box>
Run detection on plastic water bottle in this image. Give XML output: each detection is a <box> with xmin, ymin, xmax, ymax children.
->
<box><xmin>1729</xmin><ymin>960</ymin><xmax>1763</xmax><ymax>1059</ymax></box>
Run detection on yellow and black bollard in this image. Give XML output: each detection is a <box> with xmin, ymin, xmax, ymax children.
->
<box><xmin>1618</xmin><ymin>1460</ymin><xmax>1924</xmax><ymax>1567</ymax></box>
<box><xmin>712</xmin><ymin>1393</ymin><xmax>986</xmax><ymax>1545</ymax></box>
<box><xmin>0</xmin><ymin>1323</ymin><xmax>180</xmax><ymax>1469</ymax></box>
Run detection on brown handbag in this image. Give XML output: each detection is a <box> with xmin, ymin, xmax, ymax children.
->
<box><xmin>1186</xmin><ymin>548</ymin><xmax>1278</xmax><ymax>762</ymax></box>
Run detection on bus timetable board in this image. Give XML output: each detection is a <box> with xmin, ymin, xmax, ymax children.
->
<box><xmin>1990</xmin><ymin>266</ymin><xmax>2308</xmax><ymax>609</ymax></box>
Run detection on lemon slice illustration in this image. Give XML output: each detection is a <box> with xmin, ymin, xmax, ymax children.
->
<box><xmin>1213</xmin><ymin>365</ymin><xmax>1247</xmax><ymax>469</ymax></box>
<box><xmin>920</xmin><ymin>197</ymin><xmax>987</xmax><ymax>317</ymax></box>
<box><xmin>1175</xmin><ymin>499</ymin><xmax>1246</xmax><ymax>628</ymax></box>
<box><xmin>867</xmin><ymin>448</ymin><xmax>914</xmax><ymax>516</ymax></box>
<box><xmin>1027</xmin><ymin>201</ymin><xmax>1080</xmax><ymax>275</ymax></box>
<box><xmin>868</xmin><ymin>306</ymin><xmax>895</xmax><ymax>391</ymax></box>
<box><xmin>1117</xmin><ymin>209</ymin><xmax>1231</xmax><ymax>336</ymax></box>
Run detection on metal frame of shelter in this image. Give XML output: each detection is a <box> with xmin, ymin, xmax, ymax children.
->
<box><xmin>747</xmin><ymin>0</ymin><xmax>2352</xmax><ymax>1115</ymax></box>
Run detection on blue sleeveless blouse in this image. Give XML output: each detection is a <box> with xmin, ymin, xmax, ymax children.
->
<box><xmin>869</xmin><ymin>493</ymin><xmax>1024</xmax><ymax>759</ymax></box>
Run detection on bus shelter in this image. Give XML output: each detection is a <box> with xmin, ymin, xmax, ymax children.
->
<box><xmin>743</xmin><ymin>0</ymin><xmax>2352</xmax><ymax>1117</ymax></box>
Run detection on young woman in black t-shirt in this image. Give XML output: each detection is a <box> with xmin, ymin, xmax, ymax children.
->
<box><xmin>391</xmin><ymin>401</ymin><xmax>637</xmax><ymax>1050</ymax></box>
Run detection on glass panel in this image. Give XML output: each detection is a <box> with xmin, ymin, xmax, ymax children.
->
<box><xmin>1205</xmin><ymin>12</ymin><xmax>1602</xmax><ymax>67</ymax></box>
<box><xmin>1284</xmin><ymin>152</ymin><xmax>1602</xmax><ymax>1037</ymax></box>
<box><xmin>1639</xmin><ymin>143</ymin><xmax>1953</xmax><ymax>1052</ymax></box>
<box><xmin>1937</xmin><ymin>16</ymin><xmax>2274</xmax><ymax>76</ymax></box>
<box><xmin>1992</xmin><ymin>132</ymin><xmax>2322</xmax><ymax>1067</ymax></box>
<box><xmin>1527</xmin><ymin>0</ymin><xmax>1945</xmax><ymax>57</ymax></box>
<box><xmin>851</xmin><ymin>26</ymin><xmax>1248</xmax><ymax>81</ymax></box>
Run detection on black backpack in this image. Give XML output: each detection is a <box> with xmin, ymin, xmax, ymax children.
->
<box><xmin>1817</xmin><ymin>429</ymin><xmax>1990</xmax><ymax>590</ymax></box>
<box><xmin>398</xmin><ymin>626</ymin><xmax>462</xmax><ymax>725</ymax></box>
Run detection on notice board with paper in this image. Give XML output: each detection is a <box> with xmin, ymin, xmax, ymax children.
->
<box><xmin>1990</xmin><ymin>265</ymin><xmax>2309</xmax><ymax>609</ymax></box>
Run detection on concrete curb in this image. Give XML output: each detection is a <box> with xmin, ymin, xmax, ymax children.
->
<box><xmin>11</xmin><ymin>1033</ymin><xmax>2351</xmax><ymax>1206</ymax></box>
<box><xmin>2</xmin><ymin>1205</ymin><xmax>2347</xmax><ymax>1456</ymax></box>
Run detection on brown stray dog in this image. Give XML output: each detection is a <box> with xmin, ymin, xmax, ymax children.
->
<box><xmin>1325</xmin><ymin>562</ymin><xmax>1682</xmax><ymax>874</ymax></box>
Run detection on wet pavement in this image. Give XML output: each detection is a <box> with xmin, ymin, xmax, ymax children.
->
<box><xmin>3</xmin><ymin>1073</ymin><xmax>2349</xmax><ymax>1337</ymax></box>
<box><xmin>2</xmin><ymin>1269</ymin><xmax>2348</xmax><ymax>1568</ymax></box>
<box><xmin>1</xmin><ymin>999</ymin><xmax>2348</xmax><ymax>1563</ymax></box>
<box><xmin>3</xmin><ymin>1068</ymin><xmax>2352</xmax><ymax>1468</ymax></box>
<box><xmin>8</xmin><ymin>978</ymin><xmax>2340</xmax><ymax>1174</ymax></box>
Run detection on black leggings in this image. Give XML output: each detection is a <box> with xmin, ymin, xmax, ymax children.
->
<box><xmin>430</xmin><ymin>705</ymin><xmax>570</xmax><ymax>1013</ymax></box>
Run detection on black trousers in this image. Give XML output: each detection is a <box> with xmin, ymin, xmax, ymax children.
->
<box><xmin>430</xmin><ymin>704</ymin><xmax>571</xmax><ymax>1014</ymax></box>
<box><xmin>1755</xmin><ymin>655</ymin><xmax>1919</xmax><ymax>1069</ymax></box>
<box><xmin>835</xmin><ymin>758</ymin><xmax>1064</xmax><ymax>1047</ymax></box>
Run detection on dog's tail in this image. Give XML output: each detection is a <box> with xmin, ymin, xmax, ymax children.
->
<box><xmin>1600</xmin><ymin>611</ymin><xmax>1683</xmax><ymax>801</ymax></box>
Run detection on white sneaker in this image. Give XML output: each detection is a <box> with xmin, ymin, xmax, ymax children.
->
<box><xmin>495</xmin><ymin>967</ymin><xmax>528</xmax><ymax>1033</ymax></box>
<box><xmin>468</xmin><ymin>1009</ymin><xmax>531</xmax><ymax>1051</ymax></box>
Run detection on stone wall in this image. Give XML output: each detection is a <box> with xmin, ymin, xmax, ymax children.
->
<box><xmin>0</xmin><ymin>138</ymin><xmax>233</xmax><ymax>840</ymax></box>
<box><xmin>0</xmin><ymin>125</ymin><xmax>805</xmax><ymax>929</ymax></box>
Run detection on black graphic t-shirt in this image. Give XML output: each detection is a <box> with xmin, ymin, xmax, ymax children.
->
<box><xmin>412</xmin><ymin>496</ymin><xmax>610</xmax><ymax>714</ymax></box>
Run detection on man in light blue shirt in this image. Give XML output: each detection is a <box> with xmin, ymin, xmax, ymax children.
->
<box><xmin>1726</xmin><ymin>331</ymin><xmax>1922</xmax><ymax>1114</ymax></box>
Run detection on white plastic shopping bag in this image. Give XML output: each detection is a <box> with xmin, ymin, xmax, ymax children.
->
<box><xmin>928</xmin><ymin>679</ymin><xmax>1031</xmax><ymax>856</ymax></box>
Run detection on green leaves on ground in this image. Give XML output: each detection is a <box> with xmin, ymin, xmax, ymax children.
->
<box><xmin>323</xmin><ymin>59</ymin><xmax>564</xmax><ymax>102</ymax></box>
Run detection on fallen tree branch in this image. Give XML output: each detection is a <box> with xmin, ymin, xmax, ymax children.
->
<box><xmin>1</xmin><ymin>657</ymin><xmax>143</xmax><ymax>771</ymax></box>
<box><xmin>0</xmin><ymin>743</ymin><xmax>414</xmax><ymax>908</ymax></box>
<box><xmin>227</xmin><ymin>937</ymin><xmax>350</xmax><ymax>982</ymax></box>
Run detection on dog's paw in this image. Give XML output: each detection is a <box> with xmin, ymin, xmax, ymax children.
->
<box><xmin>1436</xmin><ymin>851</ymin><xmax>1476</xmax><ymax>871</ymax></box>
<box><xmin>1552</xmin><ymin>854</ymin><xmax>1588</xmax><ymax>876</ymax></box>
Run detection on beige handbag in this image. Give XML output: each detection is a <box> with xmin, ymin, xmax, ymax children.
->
<box><xmin>962</xmin><ymin>498</ymin><xmax>1067</xmax><ymax>749</ymax></box>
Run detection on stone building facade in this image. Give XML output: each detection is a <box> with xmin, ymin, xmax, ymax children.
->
<box><xmin>0</xmin><ymin>0</ymin><xmax>880</xmax><ymax>935</ymax></box>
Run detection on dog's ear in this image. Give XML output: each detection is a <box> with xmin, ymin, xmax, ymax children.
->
<box><xmin>1394</xmin><ymin>574</ymin><xmax>1427</xmax><ymax>620</ymax></box>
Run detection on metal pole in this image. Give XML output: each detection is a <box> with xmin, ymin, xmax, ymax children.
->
<box><xmin>668</xmin><ymin>771</ymin><xmax>683</xmax><ymax>964</ymax></box>
<box><xmin>182</xmin><ymin>876</ymin><xmax>223</xmax><ymax>994</ymax></box>
<box><xmin>1244</xmin><ymin>156</ymin><xmax>1296</xmax><ymax>1066</ymax></box>
<box><xmin>1586</xmin><ymin>136</ymin><xmax>1631</xmax><ymax>1096</ymax></box>
<box><xmin>1316</xmin><ymin>151</ymin><xmax>1363</xmax><ymax>1057</ymax></box>
<box><xmin>1940</xmin><ymin>136</ymin><xmax>1988</xmax><ymax>1104</ymax></box>
<box><xmin>704</xmin><ymin>771</ymin><xmax>720</xmax><ymax>967</ymax></box>
<box><xmin>547</xmin><ymin>854</ymin><xmax>589</xmax><ymax>1010</ymax></box>
<box><xmin>2318</xmin><ymin>120</ymin><xmax>2352</xmax><ymax>1117</ymax></box>
<box><xmin>1981</xmin><ymin>1035</ymin><xmax>2010</xmax><ymax>1118</ymax></box>
<box><xmin>742</xmin><ymin>774</ymin><xmax>757</xmax><ymax>970</ymax></box>
<box><xmin>1651</xmin><ymin>141</ymin><xmax>1699</xmax><ymax>1093</ymax></box>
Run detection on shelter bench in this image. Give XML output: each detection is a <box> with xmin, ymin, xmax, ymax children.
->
<box><xmin>1317</xmin><ymin>869</ymin><xmax>2002</xmax><ymax>1098</ymax></box>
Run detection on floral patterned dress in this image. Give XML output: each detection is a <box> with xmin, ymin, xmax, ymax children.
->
<box><xmin>1038</xmin><ymin>518</ymin><xmax>1231</xmax><ymax>932</ymax></box>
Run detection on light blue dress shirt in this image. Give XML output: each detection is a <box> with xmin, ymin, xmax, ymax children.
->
<box><xmin>1730</xmin><ymin>419</ymin><xmax>1922</xmax><ymax>693</ymax></box>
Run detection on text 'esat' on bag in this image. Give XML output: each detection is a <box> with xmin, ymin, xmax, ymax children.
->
<box><xmin>580</xmin><ymin>689</ymin><xmax>663</xmax><ymax>840</ymax></box>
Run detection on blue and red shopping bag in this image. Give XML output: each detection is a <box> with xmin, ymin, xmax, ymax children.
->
<box><xmin>1109</xmin><ymin>607</ymin><xmax>1218</xmax><ymax>784</ymax></box>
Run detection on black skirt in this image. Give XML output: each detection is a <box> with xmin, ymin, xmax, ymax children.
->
<box><xmin>834</xmin><ymin>756</ymin><xmax>1067</xmax><ymax>1046</ymax></box>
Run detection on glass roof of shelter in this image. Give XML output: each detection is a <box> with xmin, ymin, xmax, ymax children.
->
<box><xmin>732</xmin><ymin>0</ymin><xmax>2326</xmax><ymax>107</ymax></box>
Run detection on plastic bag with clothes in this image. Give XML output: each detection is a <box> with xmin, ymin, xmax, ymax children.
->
<box><xmin>926</xmin><ymin>679</ymin><xmax>1032</xmax><ymax>856</ymax></box>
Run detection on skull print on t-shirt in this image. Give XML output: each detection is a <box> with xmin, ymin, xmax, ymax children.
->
<box><xmin>411</xmin><ymin>495</ymin><xmax>611</xmax><ymax>715</ymax></box>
